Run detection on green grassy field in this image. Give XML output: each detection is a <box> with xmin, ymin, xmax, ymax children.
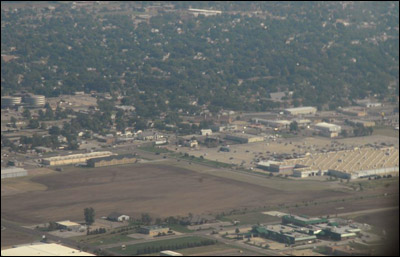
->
<box><xmin>138</xmin><ymin>146</ymin><xmax>172</xmax><ymax>153</ymax></box>
<box><xmin>220</xmin><ymin>212</ymin><xmax>281</xmax><ymax>225</ymax></box>
<box><xmin>177</xmin><ymin>243</ymin><xmax>234</xmax><ymax>255</ymax></box>
<box><xmin>167</xmin><ymin>224</ymin><xmax>193</xmax><ymax>233</ymax></box>
<box><xmin>109</xmin><ymin>236</ymin><xmax>216</xmax><ymax>255</ymax></box>
<box><xmin>169</xmin><ymin>153</ymin><xmax>233</xmax><ymax>168</ymax></box>
<box><xmin>72</xmin><ymin>233</ymin><xmax>135</xmax><ymax>246</ymax></box>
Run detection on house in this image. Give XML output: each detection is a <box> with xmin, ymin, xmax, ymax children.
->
<box><xmin>107</xmin><ymin>212</ymin><xmax>130</xmax><ymax>222</ymax></box>
<box><xmin>200</xmin><ymin>129</ymin><xmax>212</xmax><ymax>136</ymax></box>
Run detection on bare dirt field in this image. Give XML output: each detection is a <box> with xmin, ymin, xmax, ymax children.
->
<box><xmin>1</xmin><ymin>162</ymin><xmax>350</xmax><ymax>225</ymax></box>
<box><xmin>1</xmin><ymin>168</ymin><xmax>54</xmax><ymax>197</ymax></box>
<box><xmin>1</xmin><ymin>228</ymin><xmax>39</xmax><ymax>249</ymax></box>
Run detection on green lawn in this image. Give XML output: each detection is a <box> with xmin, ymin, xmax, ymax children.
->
<box><xmin>177</xmin><ymin>243</ymin><xmax>233</xmax><ymax>255</ymax></box>
<box><xmin>178</xmin><ymin>154</ymin><xmax>233</xmax><ymax>168</ymax></box>
<box><xmin>138</xmin><ymin>146</ymin><xmax>172</xmax><ymax>153</ymax></box>
<box><xmin>109</xmin><ymin>236</ymin><xmax>215</xmax><ymax>256</ymax></box>
<box><xmin>72</xmin><ymin>233</ymin><xmax>135</xmax><ymax>246</ymax></box>
<box><xmin>167</xmin><ymin>224</ymin><xmax>193</xmax><ymax>233</ymax></box>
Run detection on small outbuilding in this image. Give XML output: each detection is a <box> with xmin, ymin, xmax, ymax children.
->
<box><xmin>107</xmin><ymin>212</ymin><xmax>130</xmax><ymax>222</ymax></box>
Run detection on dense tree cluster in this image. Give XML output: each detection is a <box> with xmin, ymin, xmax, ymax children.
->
<box><xmin>1</xmin><ymin>2</ymin><xmax>398</xmax><ymax>116</ymax></box>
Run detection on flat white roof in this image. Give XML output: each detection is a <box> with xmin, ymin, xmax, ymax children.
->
<box><xmin>315</xmin><ymin>122</ymin><xmax>341</xmax><ymax>129</ymax></box>
<box><xmin>43</xmin><ymin>151</ymin><xmax>113</xmax><ymax>161</ymax></box>
<box><xmin>160</xmin><ymin>250</ymin><xmax>183</xmax><ymax>256</ymax></box>
<box><xmin>285</xmin><ymin>106</ymin><xmax>316</xmax><ymax>112</ymax></box>
<box><xmin>188</xmin><ymin>8</ymin><xmax>222</xmax><ymax>13</ymax></box>
<box><xmin>56</xmin><ymin>220</ymin><xmax>81</xmax><ymax>227</ymax></box>
<box><xmin>1</xmin><ymin>243</ymin><xmax>95</xmax><ymax>256</ymax></box>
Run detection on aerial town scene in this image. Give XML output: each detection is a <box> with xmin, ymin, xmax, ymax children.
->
<box><xmin>1</xmin><ymin>1</ymin><xmax>399</xmax><ymax>256</ymax></box>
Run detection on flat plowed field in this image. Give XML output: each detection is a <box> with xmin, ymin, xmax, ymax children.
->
<box><xmin>1</xmin><ymin>163</ymin><xmax>349</xmax><ymax>224</ymax></box>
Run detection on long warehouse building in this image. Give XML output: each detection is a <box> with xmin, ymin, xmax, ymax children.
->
<box><xmin>87</xmin><ymin>154</ymin><xmax>137</xmax><ymax>167</ymax></box>
<box><xmin>284</xmin><ymin>106</ymin><xmax>317</xmax><ymax>116</ymax></box>
<box><xmin>42</xmin><ymin>151</ymin><xmax>114</xmax><ymax>166</ymax></box>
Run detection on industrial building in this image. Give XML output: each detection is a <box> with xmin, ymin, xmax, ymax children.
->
<box><xmin>315</xmin><ymin>122</ymin><xmax>341</xmax><ymax>138</ymax></box>
<box><xmin>86</xmin><ymin>154</ymin><xmax>137</xmax><ymax>168</ymax></box>
<box><xmin>225</xmin><ymin>133</ymin><xmax>264</xmax><ymax>144</ymax></box>
<box><xmin>42</xmin><ymin>151</ymin><xmax>114</xmax><ymax>166</ymax></box>
<box><xmin>283</xmin><ymin>106</ymin><xmax>317</xmax><ymax>116</ymax></box>
<box><xmin>252</xmin><ymin>224</ymin><xmax>317</xmax><ymax>245</ymax></box>
<box><xmin>257</xmin><ymin>161</ymin><xmax>294</xmax><ymax>173</ymax></box>
<box><xmin>251</xmin><ymin>118</ymin><xmax>291</xmax><ymax>129</ymax></box>
<box><xmin>1</xmin><ymin>167</ymin><xmax>28</xmax><ymax>179</ymax></box>
<box><xmin>139</xmin><ymin>226</ymin><xmax>170</xmax><ymax>236</ymax></box>
<box><xmin>281</xmin><ymin>215</ymin><xmax>361</xmax><ymax>241</ymax></box>
<box><xmin>316</xmin><ymin>224</ymin><xmax>361</xmax><ymax>240</ymax></box>
<box><xmin>24</xmin><ymin>94</ymin><xmax>46</xmax><ymax>108</ymax></box>
<box><xmin>1</xmin><ymin>243</ymin><xmax>95</xmax><ymax>256</ymax></box>
<box><xmin>1</xmin><ymin>96</ymin><xmax>22</xmax><ymax>108</ymax></box>
<box><xmin>272</xmin><ymin>147</ymin><xmax>399</xmax><ymax>179</ymax></box>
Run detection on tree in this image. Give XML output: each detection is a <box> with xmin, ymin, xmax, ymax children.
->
<box><xmin>23</xmin><ymin>109</ymin><xmax>31</xmax><ymax>119</ymax></box>
<box><xmin>84</xmin><ymin>207</ymin><xmax>95</xmax><ymax>225</ymax></box>
<box><xmin>290</xmin><ymin>121</ymin><xmax>298</xmax><ymax>132</ymax></box>
<box><xmin>28</xmin><ymin>119</ymin><xmax>40</xmax><ymax>129</ymax></box>
<box><xmin>10</xmin><ymin>116</ymin><xmax>17</xmax><ymax>128</ymax></box>
<box><xmin>49</xmin><ymin>126</ymin><xmax>61</xmax><ymax>136</ymax></box>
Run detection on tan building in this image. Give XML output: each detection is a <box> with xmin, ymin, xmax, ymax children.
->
<box><xmin>139</xmin><ymin>226</ymin><xmax>169</xmax><ymax>236</ymax></box>
<box><xmin>339</xmin><ymin>107</ymin><xmax>366</xmax><ymax>117</ymax></box>
<box><xmin>55</xmin><ymin>220</ymin><xmax>82</xmax><ymax>231</ymax></box>
<box><xmin>42</xmin><ymin>151</ymin><xmax>114</xmax><ymax>166</ymax></box>
<box><xmin>348</xmin><ymin>120</ymin><xmax>375</xmax><ymax>127</ymax></box>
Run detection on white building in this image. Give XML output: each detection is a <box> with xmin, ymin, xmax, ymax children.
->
<box><xmin>107</xmin><ymin>212</ymin><xmax>130</xmax><ymax>222</ymax></box>
<box><xmin>284</xmin><ymin>106</ymin><xmax>317</xmax><ymax>116</ymax></box>
<box><xmin>42</xmin><ymin>151</ymin><xmax>114</xmax><ymax>166</ymax></box>
<box><xmin>188</xmin><ymin>8</ymin><xmax>222</xmax><ymax>17</ymax></box>
<box><xmin>1</xmin><ymin>243</ymin><xmax>94</xmax><ymax>256</ymax></box>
